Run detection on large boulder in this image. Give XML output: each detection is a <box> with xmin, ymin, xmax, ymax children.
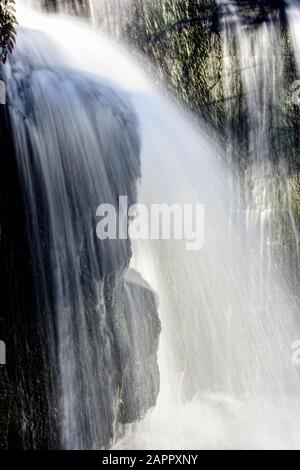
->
<box><xmin>0</xmin><ymin>34</ymin><xmax>160</xmax><ymax>448</ymax></box>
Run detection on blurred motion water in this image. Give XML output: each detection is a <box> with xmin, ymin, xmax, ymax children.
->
<box><xmin>4</xmin><ymin>0</ymin><xmax>300</xmax><ymax>449</ymax></box>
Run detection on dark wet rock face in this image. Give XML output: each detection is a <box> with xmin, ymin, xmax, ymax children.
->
<box><xmin>112</xmin><ymin>269</ymin><xmax>161</xmax><ymax>427</ymax></box>
<box><xmin>0</xmin><ymin>28</ymin><xmax>161</xmax><ymax>449</ymax></box>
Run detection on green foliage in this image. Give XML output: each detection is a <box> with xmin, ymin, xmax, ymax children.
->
<box><xmin>121</xmin><ymin>1</ymin><xmax>223</xmax><ymax>127</ymax></box>
<box><xmin>0</xmin><ymin>0</ymin><xmax>17</xmax><ymax>63</ymax></box>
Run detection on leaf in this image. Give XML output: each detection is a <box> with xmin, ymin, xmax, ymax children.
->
<box><xmin>0</xmin><ymin>0</ymin><xmax>17</xmax><ymax>63</ymax></box>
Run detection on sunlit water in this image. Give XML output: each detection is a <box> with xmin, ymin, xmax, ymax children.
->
<box><xmin>6</xmin><ymin>1</ymin><xmax>300</xmax><ymax>449</ymax></box>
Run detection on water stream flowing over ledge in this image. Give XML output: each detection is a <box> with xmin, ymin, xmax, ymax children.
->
<box><xmin>1</xmin><ymin>0</ymin><xmax>300</xmax><ymax>449</ymax></box>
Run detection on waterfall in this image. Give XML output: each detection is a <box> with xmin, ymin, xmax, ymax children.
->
<box><xmin>88</xmin><ymin>0</ymin><xmax>130</xmax><ymax>34</ymax></box>
<box><xmin>287</xmin><ymin>1</ymin><xmax>300</xmax><ymax>73</ymax></box>
<box><xmin>3</xmin><ymin>3</ymin><xmax>161</xmax><ymax>450</ymax></box>
<box><xmin>3</xmin><ymin>0</ymin><xmax>300</xmax><ymax>449</ymax></box>
<box><xmin>221</xmin><ymin>0</ymin><xmax>299</xmax><ymax>263</ymax></box>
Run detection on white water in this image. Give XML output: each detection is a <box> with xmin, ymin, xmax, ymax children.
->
<box><xmin>8</xmin><ymin>2</ymin><xmax>300</xmax><ymax>449</ymax></box>
<box><xmin>287</xmin><ymin>1</ymin><xmax>300</xmax><ymax>73</ymax></box>
<box><xmin>88</xmin><ymin>0</ymin><xmax>128</xmax><ymax>32</ymax></box>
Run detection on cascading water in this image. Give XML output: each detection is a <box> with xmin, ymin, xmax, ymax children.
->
<box><xmin>3</xmin><ymin>3</ymin><xmax>162</xmax><ymax>450</ymax></box>
<box><xmin>287</xmin><ymin>0</ymin><xmax>300</xmax><ymax>73</ymax></box>
<box><xmin>219</xmin><ymin>0</ymin><xmax>299</xmax><ymax>320</ymax></box>
<box><xmin>3</xmin><ymin>0</ymin><xmax>300</xmax><ymax>449</ymax></box>
<box><xmin>88</xmin><ymin>0</ymin><xmax>126</xmax><ymax>31</ymax></box>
